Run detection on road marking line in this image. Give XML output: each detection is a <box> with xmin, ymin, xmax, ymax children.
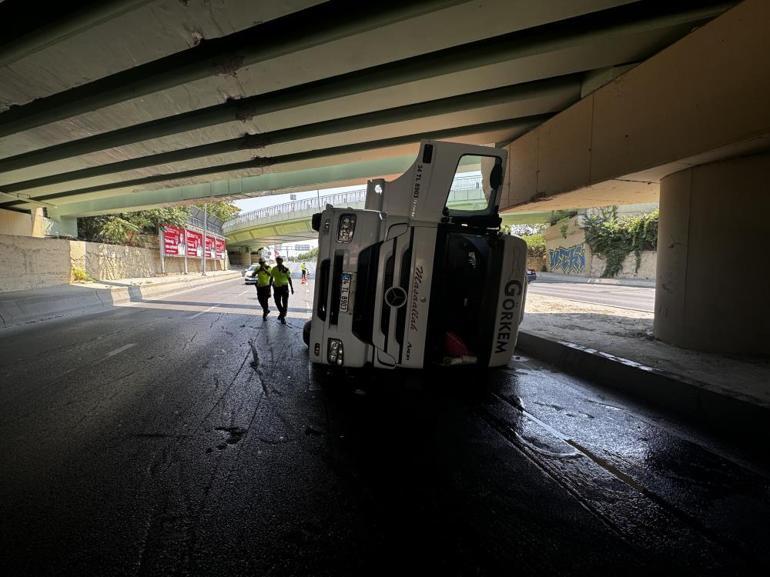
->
<box><xmin>106</xmin><ymin>343</ymin><xmax>137</xmax><ymax>358</ymax></box>
<box><xmin>238</xmin><ymin>289</ymin><xmax>250</xmax><ymax>296</ymax></box>
<box><xmin>188</xmin><ymin>305</ymin><xmax>218</xmax><ymax>319</ymax></box>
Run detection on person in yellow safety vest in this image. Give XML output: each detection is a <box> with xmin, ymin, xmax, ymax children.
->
<box><xmin>253</xmin><ymin>258</ymin><xmax>273</xmax><ymax>320</ymax></box>
<box><xmin>300</xmin><ymin>262</ymin><xmax>307</xmax><ymax>284</ymax></box>
<box><xmin>270</xmin><ymin>256</ymin><xmax>294</xmax><ymax>324</ymax></box>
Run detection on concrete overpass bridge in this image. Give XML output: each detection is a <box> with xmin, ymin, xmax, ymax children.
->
<box><xmin>225</xmin><ymin>189</ymin><xmax>366</xmax><ymax>248</ymax></box>
<box><xmin>224</xmin><ymin>174</ymin><xmax>549</xmax><ymax>247</ymax></box>
<box><xmin>0</xmin><ymin>0</ymin><xmax>768</xmax><ymax>353</ymax></box>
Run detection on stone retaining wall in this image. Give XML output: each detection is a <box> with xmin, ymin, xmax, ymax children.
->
<box><xmin>0</xmin><ymin>234</ymin><xmax>71</xmax><ymax>292</ymax></box>
<box><xmin>0</xmin><ymin>234</ymin><xmax>228</xmax><ymax>292</ymax></box>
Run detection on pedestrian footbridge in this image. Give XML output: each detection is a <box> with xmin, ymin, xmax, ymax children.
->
<box><xmin>223</xmin><ymin>175</ymin><xmax>548</xmax><ymax>248</ymax></box>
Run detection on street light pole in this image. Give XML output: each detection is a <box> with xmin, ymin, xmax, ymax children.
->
<box><xmin>202</xmin><ymin>204</ymin><xmax>207</xmax><ymax>276</ymax></box>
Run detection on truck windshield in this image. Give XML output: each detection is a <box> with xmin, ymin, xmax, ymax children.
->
<box><xmin>444</xmin><ymin>154</ymin><xmax>503</xmax><ymax>215</ymax></box>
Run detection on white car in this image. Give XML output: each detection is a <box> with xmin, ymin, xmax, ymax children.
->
<box><xmin>243</xmin><ymin>264</ymin><xmax>258</xmax><ymax>284</ymax></box>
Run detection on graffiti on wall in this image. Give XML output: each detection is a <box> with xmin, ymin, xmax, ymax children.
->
<box><xmin>548</xmin><ymin>244</ymin><xmax>586</xmax><ymax>274</ymax></box>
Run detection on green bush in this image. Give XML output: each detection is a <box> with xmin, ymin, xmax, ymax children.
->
<box><xmin>521</xmin><ymin>233</ymin><xmax>546</xmax><ymax>258</ymax></box>
<box><xmin>583</xmin><ymin>207</ymin><xmax>659</xmax><ymax>278</ymax></box>
<box><xmin>71</xmin><ymin>266</ymin><xmax>91</xmax><ymax>282</ymax></box>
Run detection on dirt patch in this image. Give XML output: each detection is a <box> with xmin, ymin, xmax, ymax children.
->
<box><xmin>522</xmin><ymin>294</ymin><xmax>770</xmax><ymax>408</ymax></box>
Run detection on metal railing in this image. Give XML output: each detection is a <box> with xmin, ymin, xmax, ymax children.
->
<box><xmin>224</xmin><ymin>188</ymin><xmax>367</xmax><ymax>232</ymax></box>
<box><xmin>223</xmin><ymin>174</ymin><xmax>485</xmax><ymax>233</ymax></box>
<box><xmin>187</xmin><ymin>205</ymin><xmax>224</xmax><ymax>235</ymax></box>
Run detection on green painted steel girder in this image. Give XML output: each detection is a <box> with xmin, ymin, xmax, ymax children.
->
<box><xmin>50</xmin><ymin>155</ymin><xmax>417</xmax><ymax>217</ymax></box>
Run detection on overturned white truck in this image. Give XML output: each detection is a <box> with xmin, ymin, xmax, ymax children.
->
<box><xmin>303</xmin><ymin>140</ymin><xmax>527</xmax><ymax>369</ymax></box>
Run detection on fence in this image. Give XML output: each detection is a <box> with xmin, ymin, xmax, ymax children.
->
<box><xmin>223</xmin><ymin>174</ymin><xmax>485</xmax><ymax>233</ymax></box>
<box><xmin>224</xmin><ymin>189</ymin><xmax>367</xmax><ymax>232</ymax></box>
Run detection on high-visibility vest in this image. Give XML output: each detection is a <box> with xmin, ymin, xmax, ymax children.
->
<box><xmin>255</xmin><ymin>265</ymin><xmax>272</xmax><ymax>287</ymax></box>
<box><xmin>271</xmin><ymin>266</ymin><xmax>291</xmax><ymax>287</ymax></box>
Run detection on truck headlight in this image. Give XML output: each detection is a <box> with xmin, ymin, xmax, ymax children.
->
<box><xmin>337</xmin><ymin>214</ymin><xmax>356</xmax><ymax>243</ymax></box>
<box><xmin>327</xmin><ymin>338</ymin><xmax>344</xmax><ymax>365</ymax></box>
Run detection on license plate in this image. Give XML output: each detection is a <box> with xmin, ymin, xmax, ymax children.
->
<box><xmin>339</xmin><ymin>272</ymin><xmax>352</xmax><ymax>313</ymax></box>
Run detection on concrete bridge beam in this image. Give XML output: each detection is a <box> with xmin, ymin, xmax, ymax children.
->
<box><xmin>499</xmin><ymin>0</ymin><xmax>770</xmax><ymax>356</ymax></box>
<box><xmin>655</xmin><ymin>152</ymin><xmax>770</xmax><ymax>356</ymax></box>
<box><xmin>502</xmin><ymin>0</ymin><xmax>770</xmax><ymax>214</ymax></box>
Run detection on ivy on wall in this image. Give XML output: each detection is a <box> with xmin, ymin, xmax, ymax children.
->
<box><xmin>583</xmin><ymin>207</ymin><xmax>659</xmax><ymax>278</ymax></box>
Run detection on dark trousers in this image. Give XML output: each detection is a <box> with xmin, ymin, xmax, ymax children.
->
<box><xmin>273</xmin><ymin>285</ymin><xmax>289</xmax><ymax>318</ymax></box>
<box><xmin>256</xmin><ymin>285</ymin><xmax>271</xmax><ymax>316</ymax></box>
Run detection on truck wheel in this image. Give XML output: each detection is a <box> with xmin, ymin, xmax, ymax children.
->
<box><xmin>302</xmin><ymin>321</ymin><xmax>311</xmax><ymax>346</ymax></box>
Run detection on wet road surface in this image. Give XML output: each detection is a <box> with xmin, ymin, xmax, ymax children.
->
<box><xmin>528</xmin><ymin>281</ymin><xmax>655</xmax><ymax>312</ymax></box>
<box><xmin>0</xmin><ymin>278</ymin><xmax>767</xmax><ymax>576</ymax></box>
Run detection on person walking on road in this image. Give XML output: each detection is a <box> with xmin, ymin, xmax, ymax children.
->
<box><xmin>300</xmin><ymin>262</ymin><xmax>307</xmax><ymax>285</ymax></box>
<box><xmin>270</xmin><ymin>256</ymin><xmax>294</xmax><ymax>324</ymax></box>
<box><xmin>254</xmin><ymin>258</ymin><xmax>273</xmax><ymax>320</ymax></box>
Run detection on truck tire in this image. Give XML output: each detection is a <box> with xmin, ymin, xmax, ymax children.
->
<box><xmin>302</xmin><ymin>321</ymin><xmax>311</xmax><ymax>346</ymax></box>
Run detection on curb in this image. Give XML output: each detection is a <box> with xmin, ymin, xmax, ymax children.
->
<box><xmin>105</xmin><ymin>272</ymin><xmax>240</xmax><ymax>305</ymax></box>
<box><xmin>0</xmin><ymin>272</ymin><xmax>240</xmax><ymax>329</ymax></box>
<box><xmin>536</xmin><ymin>272</ymin><xmax>655</xmax><ymax>288</ymax></box>
<box><xmin>0</xmin><ymin>289</ymin><xmax>113</xmax><ymax>329</ymax></box>
<box><xmin>515</xmin><ymin>331</ymin><xmax>770</xmax><ymax>440</ymax></box>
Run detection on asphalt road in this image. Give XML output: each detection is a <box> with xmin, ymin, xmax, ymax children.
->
<box><xmin>1</xmin><ymin>278</ymin><xmax>767</xmax><ymax>576</ymax></box>
<box><xmin>528</xmin><ymin>280</ymin><xmax>655</xmax><ymax>312</ymax></box>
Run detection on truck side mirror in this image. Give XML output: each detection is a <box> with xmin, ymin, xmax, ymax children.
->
<box><xmin>311</xmin><ymin>212</ymin><xmax>322</xmax><ymax>232</ymax></box>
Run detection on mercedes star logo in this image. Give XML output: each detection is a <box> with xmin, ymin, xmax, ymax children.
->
<box><xmin>384</xmin><ymin>287</ymin><xmax>407</xmax><ymax>308</ymax></box>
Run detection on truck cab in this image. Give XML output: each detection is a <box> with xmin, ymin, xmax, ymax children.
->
<box><xmin>304</xmin><ymin>140</ymin><xmax>527</xmax><ymax>369</ymax></box>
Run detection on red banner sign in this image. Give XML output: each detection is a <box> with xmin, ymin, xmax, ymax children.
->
<box><xmin>185</xmin><ymin>229</ymin><xmax>203</xmax><ymax>257</ymax></box>
<box><xmin>162</xmin><ymin>226</ymin><xmax>226</xmax><ymax>259</ymax></box>
<box><xmin>215</xmin><ymin>238</ymin><xmax>226</xmax><ymax>260</ymax></box>
<box><xmin>162</xmin><ymin>226</ymin><xmax>185</xmax><ymax>256</ymax></box>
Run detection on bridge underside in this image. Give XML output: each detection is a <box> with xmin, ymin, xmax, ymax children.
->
<box><xmin>226</xmin><ymin>209</ymin><xmax>553</xmax><ymax>247</ymax></box>
<box><xmin>228</xmin><ymin>219</ymin><xmax>317</xmax><ymax>248</ymax></box>
<box><xmin>0</xmin><ymin>0</ymin><xmax>731</xmax><ymax>224</ymax></box>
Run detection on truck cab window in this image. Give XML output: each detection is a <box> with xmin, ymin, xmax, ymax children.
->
<box><xmin>444</xmin><ymin>154</ymin><xmax>503</xmax><ymax>216</ymax></box>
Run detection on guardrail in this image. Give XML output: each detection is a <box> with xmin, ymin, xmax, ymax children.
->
<box><xmin>224</xmin><ymin>188</ymin><xmax>367</xmax><ymax>232</ymax></box>
<box><xmin>223</xmin><ymin>174</ymin><xmax>485</xmax><ymax>233</ymax></box>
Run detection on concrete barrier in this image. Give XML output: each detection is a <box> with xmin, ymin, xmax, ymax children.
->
<box><xmin>0</xmin><ymin>271</ymin><xmax>240</xmax><ymax>328</ymax></box>
<box><xmin>535</xmin><ymin>271</ymin><xmax>655</xmax><ymax>288</ymax></box>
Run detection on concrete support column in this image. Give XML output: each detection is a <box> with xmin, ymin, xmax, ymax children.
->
<box><xmin>655</xmin><ymin>152</ymin><xmax>770</xmax><ymax>355</ymax></box>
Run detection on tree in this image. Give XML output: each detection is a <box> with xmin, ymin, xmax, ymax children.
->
<box><xmin>195</xmin><ymin>201</ymin><xmax>240</xmax><ymax>222</ymax></box>
<box><xmin>78</xmin><ymin>206</ymin><xmax>194</xmax><ymax>245</ymax></box>
<box><xmin>78</xmin><ymin>201</ymin><xmax>240</xmax><ymax>246</ymax></box>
